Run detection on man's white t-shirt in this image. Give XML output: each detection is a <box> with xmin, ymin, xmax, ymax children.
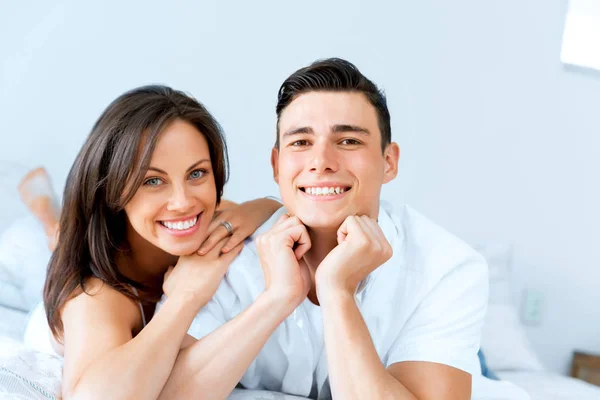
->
<box><xmin>188</xmin><ymin>201</ymin><xmax>489</xmax><ymax>398</ymax></box>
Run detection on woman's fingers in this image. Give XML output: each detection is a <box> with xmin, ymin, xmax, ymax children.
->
<box><xmin>221</xmin><ymin>231</ymin><xmax>246</xmax><ymax>253</ymax></box>
<box><xmin>206</xmin><ymin>217</ymin><xmax>222</xmax><ymax>235</ymax></box>
<box><xmin>221</xmin><ymin>242</ymin><xmax>244</xmax><ymax>262</ymax></box>
<box><xmin>198</xmin><ymin>223</ymin><xmax>231</xmax><ymax>255</ymax></box>
<box><xmin>204</xmin><ymin>237</ymin><xmax>230</xmax><ymax>257</ymax></box>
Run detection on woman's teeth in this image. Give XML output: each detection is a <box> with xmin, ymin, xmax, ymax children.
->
<box><xmin>303</xmin><ymin>187</ymin><xmax>347</xmax><ymax>196</ymax></box>
<box><xmin>160</xmin><ymin>216</ymin><xmax>198</xmax><ymax>230</ymax></box>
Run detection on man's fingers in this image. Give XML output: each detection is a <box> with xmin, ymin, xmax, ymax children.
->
<box><xmin>270</xmin><ymin>214</ymin><xmax>301</xmax><ymax>233</ymax></box>
<box><xmin>273</xmin><ymin>213</ymin><xmax>290</xmax><ymax>227</ymax></box>
<box><xmin>357</xmin><ymin>215</ymin><xmax>379</xmax><ymax>240</ymax></box>
<box><xmin>259</xmin><ymin>214</ymin><xmax>308</xmax><ymax>258</ymax></box>
<box><xmin>359</xmin><ymin>215</ymin><xmax>388</xmax><ymax>245</ymax></box>
<box><xmin>287</xmin><ymin>224</ymin><xmax>311</xmax><ymax>260</ymax></box>
<box><xmin>337</xmin><ymin>216</ymin><xmax>353</xmax><ymax>244</ymax></box>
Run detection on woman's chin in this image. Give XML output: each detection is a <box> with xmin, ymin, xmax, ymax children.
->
<box><xmin>159</xmin><ymin>241</ymin><xmax>202</xmax><ymax>257</ymax></box>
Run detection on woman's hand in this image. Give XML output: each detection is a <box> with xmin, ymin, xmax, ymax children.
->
<box><xmin>197</xmin><ymin>197</ymin><xmax>281</xmax><ymax>255</ymax></box>
<box><xmin>163</xmin><ymin>238</ymin><xmax>243</xmax><ymax>306</ymax></box>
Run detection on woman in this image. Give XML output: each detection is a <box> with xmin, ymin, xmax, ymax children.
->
<box><xmin>29</xmin><ymin>85</ymin><xmax>280</xmax><ymax>399</ymax></box>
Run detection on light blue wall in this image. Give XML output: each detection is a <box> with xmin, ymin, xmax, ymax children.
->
<box><xmin>1</xmin><ymin>0</ymin><xmax>598</xmax><ymax>374</ymax></box>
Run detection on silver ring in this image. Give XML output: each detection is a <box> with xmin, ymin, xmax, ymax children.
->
<box><xmin>220</xmin><ymin>220</ymin><xmax>233</xmax><ymax>236</ymax></box>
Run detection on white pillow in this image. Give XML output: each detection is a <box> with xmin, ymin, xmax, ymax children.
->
<box><xmin>473</xmin><ymin>242</ymin><xmax>545</xmax><ymax>372</ymax></box>
<box><xmin>0</xmin><ymin>216</ymin><xmax>51</xmax><ymax>311</ymax></box>
<box><xmin>480</xmin><ymin>303</ymin><xmax>545</xmax><ymax>372</ymax></box>
<box><xmin>0</xmin><ymin>281</ymin><xmax>27</xmax><ymax>312</ymax></box>
<box><xmin>472</xmin><ymin>242</ymin><xmax>514</xmax><ymax>305</ymax></box>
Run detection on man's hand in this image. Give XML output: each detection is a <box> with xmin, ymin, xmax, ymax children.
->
<box><xmin>256</xmin><ymin>214</ymin><xmax>312</xmax><ymax>306</ymax></box>
<box><xmin>316</xmin><ymin>215</ymin><xmax>392</xmax><ymax>297</ymax></box>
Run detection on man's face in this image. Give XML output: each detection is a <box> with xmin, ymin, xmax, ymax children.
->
<box><xmin>272</xmin><ymin>91</ymin><xmax>399</xmax><ymax>230</ymax></box>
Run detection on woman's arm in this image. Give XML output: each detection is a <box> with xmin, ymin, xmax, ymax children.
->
<box><xmin>198</xmin><ymin>197</ymin><xmax>281</xmax><ymax>254</ymax></box>
<box><xmin>158</xmin><ymin>291</ymin><xmax>296</xmax><ymax>399</ymax></box>
<box><xmin>60</xmin><ymin>279</ymin><xmax>201</xmax><ymax>400</ymax></box>
<box><xmin>62</xmin><ymin>240</ymin><xmax>242</xmax><ymax>400</ymax></box>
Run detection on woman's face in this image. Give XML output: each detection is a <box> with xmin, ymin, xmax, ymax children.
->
<box><xmin>124</xmin><ymin>119</ymin><xmax>217</xmax><ymax>256</ymax></box>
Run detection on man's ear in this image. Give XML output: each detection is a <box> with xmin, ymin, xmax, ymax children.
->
<box><xmin>382</xmin><ymin>142</ymin><xmax>400</xmax><ymax>184</ymax></box>
<box><xmin>271</xmin><ymin>147</ymin><xmax>279</xmax><ymax>184</ymax></box>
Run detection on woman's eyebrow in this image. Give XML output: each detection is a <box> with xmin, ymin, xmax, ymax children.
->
<box><xmin>147</xmin><ymin>159</ymin><xmax>211</xmax><ymax>174</ymax></box>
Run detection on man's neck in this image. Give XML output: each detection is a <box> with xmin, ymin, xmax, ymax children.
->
<box><xmin>303</xmin><ymin>226</ymin><xmax>339</xmax><ymax>306</ymax></box>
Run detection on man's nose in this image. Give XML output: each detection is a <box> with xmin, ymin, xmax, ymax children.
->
<box><xmin>309</xmin><ymin>141</ymin><xmax>339</xmax><ymax>173</ymax></box>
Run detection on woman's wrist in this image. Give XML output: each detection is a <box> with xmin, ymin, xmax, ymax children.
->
<box><xmin>169</xmin><ymin>289</ymin><xmax>210</xmax><ymax>313</ymax></box>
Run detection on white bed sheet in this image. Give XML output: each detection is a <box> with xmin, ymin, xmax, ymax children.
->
<box><xmin>498</xmin><ymin>371</ymin><xmax>600</xmax><ymax>400</ymax></box>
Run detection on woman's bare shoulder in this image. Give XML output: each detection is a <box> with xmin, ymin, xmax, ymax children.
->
<box><xmin>62</xmin><ymin>277</ymin><xmax>141</xmax><ymax>330</ymax></box>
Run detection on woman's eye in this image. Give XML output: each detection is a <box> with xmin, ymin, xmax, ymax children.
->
<box><xmin>189</xmin><ymin>169</ymin><xmax>206</xmax><ymax>179</ymax></box>
<box><xmin>144</xmin><ymin>177</ymin><xmax>163</xmax><ymax>187</ymax></box>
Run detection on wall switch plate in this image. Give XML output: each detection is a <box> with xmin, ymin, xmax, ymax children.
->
<box><xmin>521</xmin><ymin>288</ymin><xmax>544</xmax><ymax>325</ymax></box>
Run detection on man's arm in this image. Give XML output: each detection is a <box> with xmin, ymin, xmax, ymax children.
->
<box><xmin>319</xmin><ymin>289</ymin><xmax>470</xmax><ymax>400</ymax></box>
<box><xmin>316</xmin><ymin>215</ymin><xmax>484</xmax><ymax>400</ymax></box>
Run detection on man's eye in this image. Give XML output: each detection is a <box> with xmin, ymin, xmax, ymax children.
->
<box><xmin>144</xmin><ymin>177</ymin><xmax>163</xmax><ymax>186</ymax></box>
<box><xmin>291</xmin><ymin>140</ymin><xmax>309</xmax><ymax>146</ymax></box>
<box><xmin>189</xmin><ymin>169</ymin><xmax>206</xmax><ymax>179</ymax></box>
<box><xmin>340</xmin><ymin>138</ymin><xmax>360</xmax><ymax>145</ymax></box>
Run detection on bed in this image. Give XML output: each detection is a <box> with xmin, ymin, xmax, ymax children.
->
<box><xmin>1</xmin><ymin>176</ymin><xmax>599</xmax><ymax>398</ymax></box>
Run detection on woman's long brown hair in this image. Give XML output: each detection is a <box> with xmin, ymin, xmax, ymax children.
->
<box><xmin>43</xmin><ymin>85</ymin><xmax>229</xmax><ymax>339</ymax></box>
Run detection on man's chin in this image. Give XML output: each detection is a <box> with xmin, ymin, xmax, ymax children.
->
<box><xmin>294</xmin><ymin>211</ymin><xmax>347</xmax><ymax>232</ymax></box>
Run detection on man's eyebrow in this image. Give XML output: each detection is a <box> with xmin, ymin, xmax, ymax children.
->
<box><xmin>282</xmin><ymin>127</ymin><xmax>314</xmax><ymax>137</ymax></box>
<box><xmin>332</xmin><ymin>124</ymin><xmax>370</xmax><ymax>135</ymax></box>
<box><xmin>147</xmin><ymin>159</ymin><xmax>210</xmax><ymax>174</ymax></box>
<box><xmin>282</xmin><ymin>125</ymin><xmax>370</xmax><ymax>137</ymax></box>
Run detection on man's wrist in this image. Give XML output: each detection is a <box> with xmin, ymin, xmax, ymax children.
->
<box><xmin>316</xmin><ymin>268</ymin><xmax>356</xmax><ymax>299</ymax></box>
<box><xmin>261</xmin><ymin>289</ymin><xmax>301</xmax><ymax>318</ymax></box>
<box><xmin>316</xmin><ymin>281</ymin><xmax>356</xmax><ymax>306</ymax></box>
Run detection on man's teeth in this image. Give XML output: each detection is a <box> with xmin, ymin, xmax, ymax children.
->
<box><xmin>160</xmin><ymin>216</ymin><xmax>198</xmax><ymax>230</ymax></box>
<box><xmin>303</xmin><ymin>187</ymin><xmax>346</xmax><ymax>196</ymax></box>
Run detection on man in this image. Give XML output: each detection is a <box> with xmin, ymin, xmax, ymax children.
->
<box><xmin>160</xmin><ymin>58</ymin><xmax>525</xmax><ymax>399</ymax></box>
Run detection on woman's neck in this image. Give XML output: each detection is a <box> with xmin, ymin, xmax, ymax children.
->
<box><xmin>118</xmin><ymin>234</ymin><xmax>178</xmax><ymax>294</ymax></box>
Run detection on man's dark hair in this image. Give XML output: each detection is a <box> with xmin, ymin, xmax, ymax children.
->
<box><xmin>275</xmin><ymin>58</ymin><xmax>391</xmax><ymax>152</ymax></box>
